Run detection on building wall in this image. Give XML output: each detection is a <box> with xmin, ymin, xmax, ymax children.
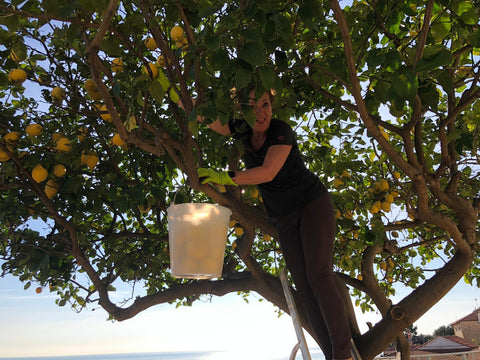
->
<box><xmin>460</xmin><ymin>321</ymin><xmax>480</xmax><ymax>345</ymax></box>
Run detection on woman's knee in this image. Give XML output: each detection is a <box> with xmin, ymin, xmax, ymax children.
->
<box><xmin>306</xmin><ymin>268</ymin><xmax>336</xmax><ymax>291</ymax></box>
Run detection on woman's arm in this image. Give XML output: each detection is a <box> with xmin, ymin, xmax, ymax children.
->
<box><xmin>232</xmin><ymin>144</ymin><xmax>292</xmax><ymax>185</ymax></box>
<box><xmin>178</xmin><ymin>98</ymin><xmax>231</xmax><ymax>136</ymax></box>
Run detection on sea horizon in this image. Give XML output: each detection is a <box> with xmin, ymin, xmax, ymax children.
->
<box><xmin>0</xmin><ymin>352</ymin><xmax>221</xmax><ymax>360</ymax></box>
<box><xmin>0</xmin><ymin>349</ymin><xmax>326</xmax><ymax>360</ymax></box>
<box><xmin>0</xmin><ymin>350</ymin><xmax>324</xmax><ymax>360</ymax></box>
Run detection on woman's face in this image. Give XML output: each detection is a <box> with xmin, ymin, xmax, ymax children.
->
<box><xmin>249</xmin><ymin>90</ymin><xmax>272</xmax><ymax>133</ymax></box>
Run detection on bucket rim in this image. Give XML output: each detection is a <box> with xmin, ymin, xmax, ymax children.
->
<box><xmin>167</xmin><ymin>202</ymin><xmax>232</xmax><ymax>215</ymax></box>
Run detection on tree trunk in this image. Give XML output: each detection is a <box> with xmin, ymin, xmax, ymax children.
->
<box><xmin>358</xmin><ymin>248</ymin><xmax>474</xmax><ymax>359</ymax></box>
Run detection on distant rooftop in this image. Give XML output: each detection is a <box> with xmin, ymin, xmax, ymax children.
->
<box><xmin>450</xmin><ymin>308</ymin><xmax>480</xmax><ymax>325</ymax></box>
<box><xmin>417</xmin><ymin>335</ymin><xmax>479</xmax><ymax>353</ymax></box>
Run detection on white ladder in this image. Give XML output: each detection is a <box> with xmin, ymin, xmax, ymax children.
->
<box><xmin>280</xmin><ymin>269</ymin><xmax>363</xmax><ymax>360</ymax></box>
<box><xmin>280</xmin><ymin>269</ymin><xmax>312</xmax><ymax>360</ymax></box>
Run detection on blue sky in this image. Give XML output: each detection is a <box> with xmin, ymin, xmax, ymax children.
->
<box><xmin>0</xmin><ymin>269</ymin><xmax>478</xmax><ymax>358</ymax></box>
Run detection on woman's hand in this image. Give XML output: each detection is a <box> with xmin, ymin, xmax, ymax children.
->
<box><xmin>198</xmin><ymin>168</ymin><xmax>237</xmax><ymax>186</ymax></box>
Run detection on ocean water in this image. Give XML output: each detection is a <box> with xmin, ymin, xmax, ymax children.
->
<box><xmin>0</xmin><ymin>352</ymin><xmax>217</xmax><ymax>360</ymax></box>
<box><xmin>0</xmin><ymin>350</ymin><xmax>325</xmax><ymax>360</ymax></box>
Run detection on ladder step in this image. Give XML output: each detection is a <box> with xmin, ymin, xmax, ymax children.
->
<box><xmin>280</xmin><ymin>269</ymin><xmax>312</xmax><ymax>360</ymax></box>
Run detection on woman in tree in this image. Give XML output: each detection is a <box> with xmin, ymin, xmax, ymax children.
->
<box><xmin>187</xmin><ymin>87</ymin><xmax>352</xmax><ymax>360</ymax></box>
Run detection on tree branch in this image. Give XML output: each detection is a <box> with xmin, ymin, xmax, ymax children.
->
<box><xmin>414</xmin><ymin>0</ymin><xmax>435</xmax><ymax>67</ymax></box>
<box><xmin>328</xmin><ymin>0</ymin><xmax>418</xmax><ymax>180</ymax></box>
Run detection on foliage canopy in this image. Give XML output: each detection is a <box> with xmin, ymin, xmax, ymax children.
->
<box><xmin>1</xmin><ymin>0</ymin><xmax>479</xmax><ymax>359</ymax></box>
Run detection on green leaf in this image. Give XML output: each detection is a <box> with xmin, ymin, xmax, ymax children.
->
<box><xmin>188</xmin><ymin>120</ymin><xmax>199</xmax><ymax>138</ymax></box>
<box><xmin>468</xmin><ymin>28</ymin><xmax>480</xmax><ymax>47</ymax></box>
<box><xmin>459</xmin><ymin>8</ymin><xmax>477</xmax><ymax>25</ymax></box>
<box><xmin>11</xmin><ymin>42</ymin><xmax>27</xmax><ymax>61</ymax></box>
<box><xmin>373</xmin><ymin>80</ymin><xmax>391</xmax><ymax>103</ymax></box>
<box><xmin>274</xmin><ymin>50</ymin><xmax>288</xmax><ymax>72</ymax></box>
<box><xmin>0</xmin><ymin>14</ymin><xmax>20</xmax><ymax>31</ymax></box>
<box><xmin>437</xmin><ymin>70</ymin><xmax>454</xmax><ymax>93</ymax></box>
<box><xmin>235</xmin><ymin>66</ymin><xmax>252</xmax><ymax>90</ymax></box>
<box><xmin>364</xmin><ymin>91</ymin><xmax>380</xmax><ymax>114</ymax></box>
<box><xmin>430</xmin><ymin>15</ymin><xmax>451</xmax><ymax>42</ymax></box>
<box><xmin>414</xmin><ymin>49</ymin><xmax>452</xmax><ymax>73</ymax></box>
<box><xmin>243</xmin><ymin>107</ymin><xmax>256</xmax><ymax>127</ymax></box>
<box><xmin>385</xmin><ymin>9</ymin><xmax>403</xmax><ymax>34</ymax></box>
<box><xmin>239</xmin><ymin>42</ymin><xmax>266</xmax><ymax>66</ymax></box>
<box><xmin>418</xmin><ymin>82</ymin><xmax>439</xmax><ymax>110</ymax></box>
<box><xmin>451</xmin><ymin>0</ymin><xmax>473</xmax><ymax>15</ymax></box>
<box><xmin>204</xmin><ymin>32</ymin><xmax>220</xmax><ymax>51</ymax></box>
<box><xmin>195</xmin><ymin>68</ymin><xmax>209</xmax><ymax>88</ymax></box>
<box><xmin>392</xmin><ymin>68</ymin><xmax>418</xmax><ymax>101</ymax></box>
<box><xmin>259</xmin><ymin>67</ymin><xmax>275</xmax><ymax>90</ymax></box>
<box><xmin>148</xmin><ymin>80</ymin><xmax>166</xmax><ymax>104</ymax></box>
<box><xmin>100</xmin><ymin>37</ymin><xmax>123</xmax><ymax>57</ymax></box>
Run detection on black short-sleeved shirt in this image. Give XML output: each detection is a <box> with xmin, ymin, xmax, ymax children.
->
<box><xmin>228</xmin><ymin>118</ymin><xmax>327</xmax><ymax>218</ymax></box>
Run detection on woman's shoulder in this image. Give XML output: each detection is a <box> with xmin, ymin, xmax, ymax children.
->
<box><xmin>269</xmin><ymin>118</ymin><xmax>294</xmax><ymax>132</ymax></box>
<box><xmin>267</xmin><ymin>119</ymin><xmax>297</xmax><ymax>145</ymax></box>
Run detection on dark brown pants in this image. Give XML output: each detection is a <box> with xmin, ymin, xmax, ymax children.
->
<box><xmin>277</xmin><ymin>192</ymin><xmax>352</xmax><ymax>360</ymax></box>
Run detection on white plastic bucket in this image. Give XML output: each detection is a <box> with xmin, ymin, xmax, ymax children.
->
<box><xmin>167</xmin><ymin>203</ymin><xmax>232</xmax><ymax>279</ymax></box>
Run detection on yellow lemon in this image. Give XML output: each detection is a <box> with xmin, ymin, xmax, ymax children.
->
<box><xmin>381</xmin><ymin>201</ymin><xmax>391</xmax><ymax>212</ymax></box>
<box><xmin>84</xmin><ymin>79</ymin><xmax>97</xmax><ymax>92</ymax></box>
<box><xmin>229</xmin><ymin>220</ymin><xmax>236</xmax><ymax>228</ymax></box>
<box><xmin>393</xmin><ymin>171</ymin><xmax>401</xmax><ymax>180</ymax></box>
<box><xmin>25</xmin><ymin>123</ymin><xmax>43</xmax><ymax>136</ymax></box>
<box><xmin>170</xmin><ymin>26</ymin><xmax>184</xmax><ymax>42</ymax></box>
<box><xmin>390</xmin><ymin>190</ymin><xmax>400</xmax><ymax>198</ymax></box>
<box><xmin>138</xmin><ymin>204</ymin><xmax>151</xmax><ymax>213</ymax></box>
<box><xmin>56</xmin><ymin>137</ymin><xmax>71</xmax><ymax>152</ymax></box>
<box><xmin>111</xmin><ymin>58</ymin><xmax>124</xmax><ymax>73</ymax></box>
<box><xmin>52</xmin><ymin>132</ymin><xmax>64</xmax><ymax>142</ymax></box>
<box><xmin>387</xmin><ymin>258</ymin><xmax>395</xmax><ymax>271</ymax></box>
<box><xmin>144</xmin><ymin>37</ymin><xmax>157</xmax><ymax>50</ymax></box>
<box><xmin>143</xmin><ymin>62</ymin><xmax>158</xmax><ymax>78</ymax></box>
<box><xmin>385</xmin><ymin>194</ymin><xmax>394</xmax><ymax>203</ymax></box>
<box><xmin>84</xmin><ymin>154</ymin><xmax>98</xmax><ymax>170</ymax></box>
<box><xmin>112</xmin><ymin>133</ymin><xmax>126</xmax><ymax>146</ymax></box>
<box><xmin>175</xmin><ymin>40</ymin><xmax>183</xmax><ymax>49</ymax></box>
<box><xmin>370</xmin><ymin>201</ymin><xmax>381</xmax><ymax>214</ymax></box>
<box><xmin>234</xmin><ymin>226</ymin><xmax>244</xmax><ymax>236</ymax></box>
<box><xmin>333</xmin><ymin>178</ymin><xmax>344</xmax><ymax>188</ymax></box>
<box><xmin>0</xmin><ymin>150</ymin><xmax>11</xmax><ymax>161</ymax></box>
<box><xmin>4</xmin><ymin>132</ymin><xmax>20</xmax><ymax>143</ymax></box>
<box><xmin>262</xmin><ymin>234</ymin><xmax>272</xmax><ymax>242</ymax></box>
<box><xmin>157</xmin><ymin>55</ymin><xmax>167</xmax><ymax>68</ymax></box>
<box><xmin>51</xmin><ymin>86</ymin><xmax>65</xmax><ymax>101</ymax></box>
<box><xmin>53</xmin><ymin>164</ymin><xmax>66</xmax><ymax>177</ymax></box>
<box><xmin>32</xmin><ymin>164</ymin><xmax>48</xmax><ymax>183</ymax></box>
<box><xmin>44</xmin><ymin>179</ymin><xmax>59</xmax><ymax>199</ymax></box>
<box><xmin>77</xmin><ymin>127</ymin><xmax>88</xmax><ymax>142</ymax></box>
<box><xmin>8</xmin><ymin>68</ymin><xmax>27</xmax><ymax>83</ymax></box>
<box><xmin>249</xmin><ymin>187</ymin><xmax>259</xmax><ymax>199</ymax></box>
<box><xmin>99</xmin><ymin>104</ymin><xmax>112</xmax><ymax>122</ymax></box>
<box><xmin>379</xmin><ymin>179</ymin><xmax>389</xmax><ymax>191</ymax></box>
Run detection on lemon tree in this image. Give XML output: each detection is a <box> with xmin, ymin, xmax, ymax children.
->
<box><xmin>0</xmin><ymin>1</ymin><xmax>479</xmax><ymax>359</ymax></box>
